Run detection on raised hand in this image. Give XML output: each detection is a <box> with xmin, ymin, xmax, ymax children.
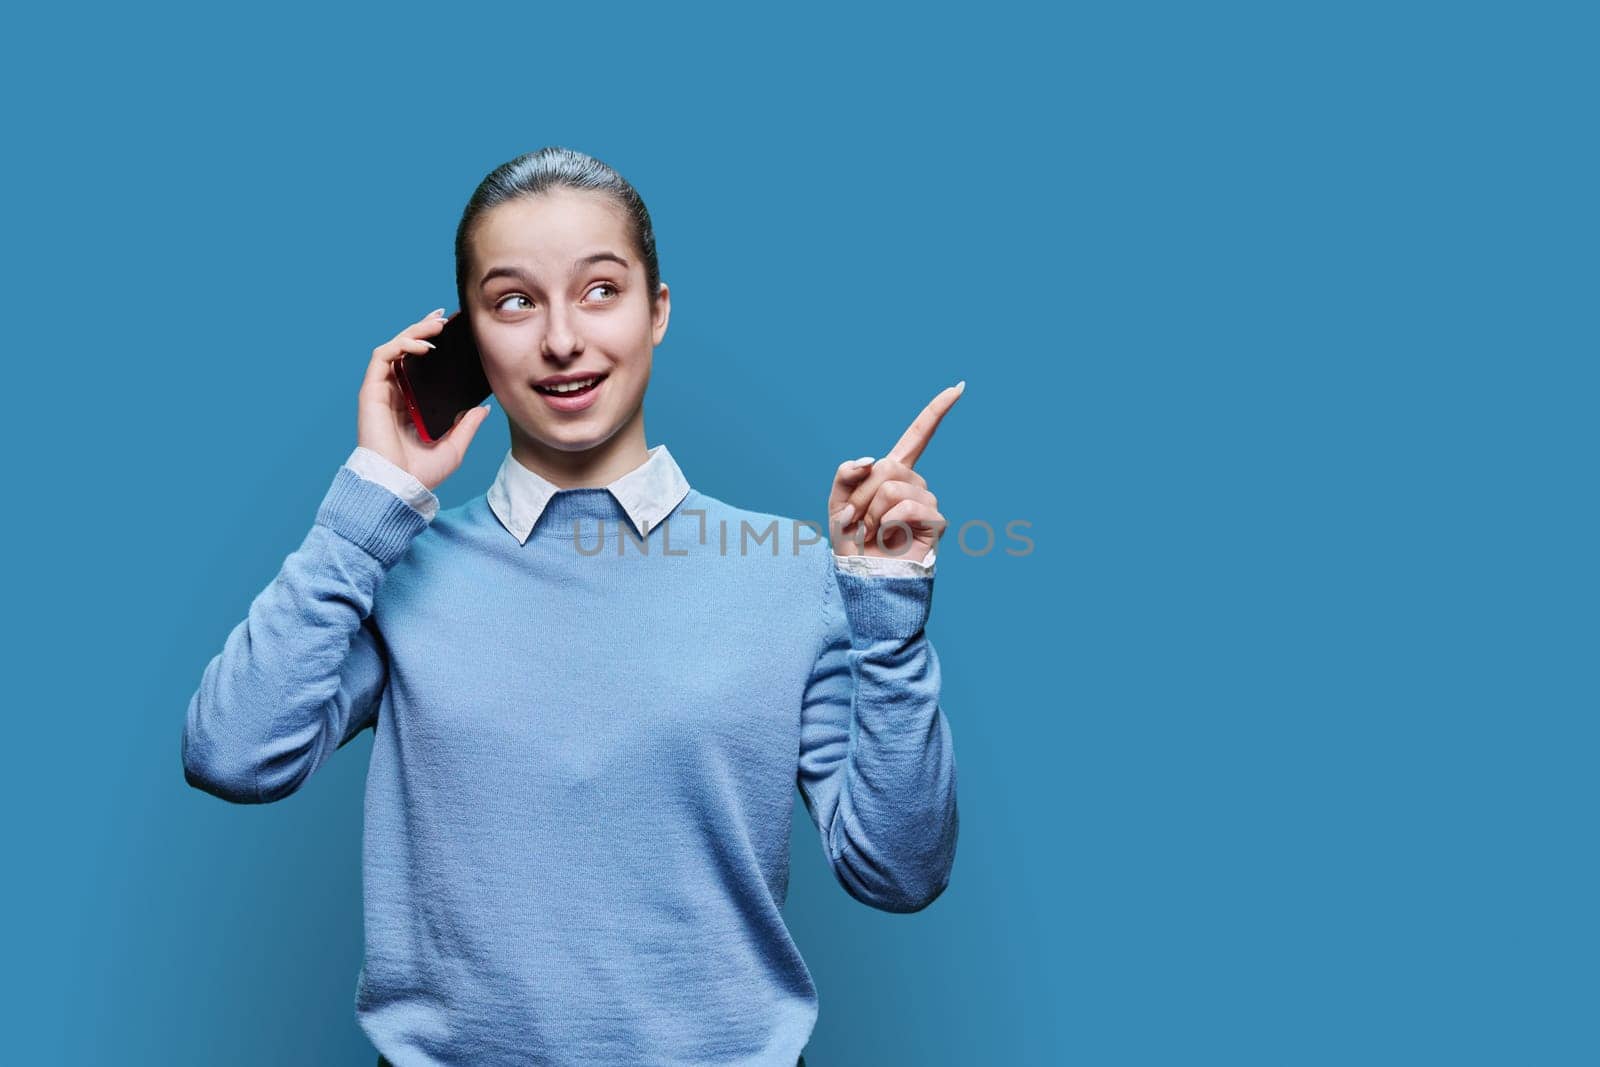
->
<box><xmin>357</xmin><ymin>308</ymin><xmax>493</xmax><ymax>493</ymax></box>
<box><xmin>828</xmin><ymin>381</ymin><xmax>964</xmax><ymax>561</ymax></box>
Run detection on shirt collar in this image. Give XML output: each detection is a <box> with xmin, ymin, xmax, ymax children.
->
<box><xmin>486</xmin><ymin>443</ymin><xmax>692</xmax><ymax>545</ymax></box>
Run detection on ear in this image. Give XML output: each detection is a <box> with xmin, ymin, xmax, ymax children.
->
<box><xmin>651</xmin><ymin>282</ymin><xmax>671</xmax><ymax>345</ymax></box>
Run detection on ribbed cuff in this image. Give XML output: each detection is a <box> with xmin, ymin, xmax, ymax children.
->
<box><xmin>316</xmin><ymin>465</ymin><xmax>430</xmax><ymax>567</ymax></box>
<box><xmin>833</xmin><ymin>567</ymin><xmax>934</xmax><ymax>642</ymax></box>
<box><xmin>346</xmin><ymin>445</ymin><xmax>440</xmax><ymax>521</ymax></box>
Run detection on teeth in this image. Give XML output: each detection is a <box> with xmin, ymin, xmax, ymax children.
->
<box><xmin>539</xmin><ymin>376</ymin><xmax>601</xmax><ymax>394</ymax></box>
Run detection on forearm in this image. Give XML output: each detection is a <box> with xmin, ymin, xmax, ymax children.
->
<box><xmin>181</xmin><ymin>465</ymin><xmax>426</xmax><ymax>803</ymax></box>
<box><xmin>824</xmin><ymin>569</ymin><xmax>960</xmax><ymax>912</ymax></box>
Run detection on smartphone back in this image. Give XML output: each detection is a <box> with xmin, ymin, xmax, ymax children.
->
<box><xmin>395</xmin><ymin>312</ymin><xmax>493</xmax><ymax>443</ymax></box>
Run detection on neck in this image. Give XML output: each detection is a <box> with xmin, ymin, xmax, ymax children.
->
<box><xmin>507</xmin><ymin>406</ymin><xmax>651</xmax><ymax>488</ymax></box>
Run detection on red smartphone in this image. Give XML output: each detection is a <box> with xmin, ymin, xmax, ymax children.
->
<box><xmin>394</xmin><ymin>311</ymin><xmax>493</xmax><ymax>443</ymax></box>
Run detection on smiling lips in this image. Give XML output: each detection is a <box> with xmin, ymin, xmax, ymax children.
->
<box><xmin>534</xmin><ymin>373</ymin><xmax>608</xmax><ymax>411</ymax></box>
<box><xmin>535</xmin><ymin>374</ymin><xmax>606</xmax><ymax>396</ymax></box>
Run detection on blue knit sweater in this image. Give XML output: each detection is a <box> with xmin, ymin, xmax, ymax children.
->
<box><xmin>182</xmin><ymin>457</ymin><xmax>959</xmax><ymax>1066</ymax></box>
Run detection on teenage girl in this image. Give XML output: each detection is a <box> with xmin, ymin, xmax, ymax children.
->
<box><xmin>184</xmin><ymin>146</ymin><xmax>961</xmax><ymax>1066</ymax></box>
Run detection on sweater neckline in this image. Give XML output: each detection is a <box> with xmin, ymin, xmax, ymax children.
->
<box><xmin>530</xmin><ymin>487</ymin><xmax>632</xmax><ymax>534</ymax></box>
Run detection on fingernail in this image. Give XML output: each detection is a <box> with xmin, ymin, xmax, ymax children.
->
<box><xmin>430</xmin><ymin>307</ymin><xmax>446</xmax><ymax>318</ymax></box>
<box><xmin>835</xmin><ymin>503</ymin><xmax>856</xmax><ymax>526</ymax></box>
<box><xmin>850</xmin><ymin>455</ymin><xmax>875</xmax><ymax>468</ymax></box>
<box><xmin>954</xmin><ymin>380</ymin><xmax>966</xmax><ymax>392</ymax></box>
<box><xmin>423</xmin><ymin>340</ymin><xmax>436</xmax><ymax>349</ymax></box>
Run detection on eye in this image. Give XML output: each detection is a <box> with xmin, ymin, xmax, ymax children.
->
<box><xmin>586</xmin><ymin>282</ymin><xmax>619</xmax><ymax>302</ymax></box>
<box><xmin>496</xmin><ymin>294</ymin><xmax>534</xmax><ymax>312</ymax></box>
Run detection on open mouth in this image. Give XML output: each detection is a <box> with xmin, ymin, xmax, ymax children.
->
<box><xmin>534</xmin><ymin>373</ymin><xmax>608</xmax><ymax>397</ymax></box>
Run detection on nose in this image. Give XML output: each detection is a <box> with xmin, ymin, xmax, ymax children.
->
<box><xmin>541</xmin><ymin>305</ymin><xmax>583</xmax><ymax>362</ymax></box>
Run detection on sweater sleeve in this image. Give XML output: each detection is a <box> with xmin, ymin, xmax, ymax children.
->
<box><xmin>181</xmin><ymin>464</ymin><xmax>430</xmax><ymax>804</ymax></box>
<box><xmin>796</xmin><ymin>549</ymin><xmax>960</xmax><ymax>913</ymax></box>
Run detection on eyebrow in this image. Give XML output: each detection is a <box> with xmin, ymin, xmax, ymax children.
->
<box><xmin>479</xmin><ymin>252</ymin><xmax>631</xmax><ymax>289</ymax></box>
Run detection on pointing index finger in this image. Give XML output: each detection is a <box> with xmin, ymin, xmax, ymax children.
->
<box><xmin>887</xmin><ymin>380</ymin><xmax>966</xmax><ymax>468</ymax></box>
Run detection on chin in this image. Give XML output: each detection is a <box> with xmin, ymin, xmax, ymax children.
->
<box><xmin>512</xmin><ymin>417</ymin><xmax>612</xmax><ymax>454</ymax></box>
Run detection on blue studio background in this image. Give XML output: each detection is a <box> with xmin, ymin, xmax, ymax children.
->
<box><xmin>5</xmin><ymin>2</ymin><xmax>1594</xmax><ymax>1064</ymax></box>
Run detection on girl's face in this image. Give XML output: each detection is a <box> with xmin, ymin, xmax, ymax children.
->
<box><xmin>469</xmin><ymin>188</ymin><xmax>668</xmax><ymax>455</ymax></box>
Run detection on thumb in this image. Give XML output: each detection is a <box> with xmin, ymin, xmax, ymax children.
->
<box><xmin>447</xmin><ymin>404</ymin><xmax>493</xmax><ymax>450</ymax></box>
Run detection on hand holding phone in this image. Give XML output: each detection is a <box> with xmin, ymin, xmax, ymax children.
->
<box><xmin>357</xmin><ymin>308</ymin><xmax>494</xmax><ymax>493</ymax></box>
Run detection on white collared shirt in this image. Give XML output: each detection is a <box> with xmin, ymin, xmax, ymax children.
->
<box><xmin>344</xmin><ymin>445</ymin><xmax>936</xmax><ymax>577</ymax></box>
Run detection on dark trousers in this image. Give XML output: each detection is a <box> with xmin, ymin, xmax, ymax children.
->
<box><xmin>379</xmin><ymin>1055</ymin><xmax>805</xmax><ymax>1065</ymax></box>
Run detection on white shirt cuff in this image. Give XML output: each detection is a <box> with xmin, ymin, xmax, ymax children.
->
<box><xmin>833</xmin><ymin>547</ymin><xmax>936</xmax><ymax>578</ymax></box>
<box><xmin>344</xmin><ymin>446</ymin><xmax>440</xmax><ymax>521</ymax></box>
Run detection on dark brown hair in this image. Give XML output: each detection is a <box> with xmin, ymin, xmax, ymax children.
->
<box><xmin>454</xmin><ymin>146</ymin><xmax>661</xmax><ymax>317</ymax></box>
